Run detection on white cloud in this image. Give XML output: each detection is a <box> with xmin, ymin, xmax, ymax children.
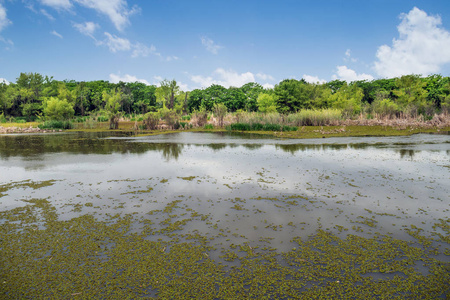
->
<box><xmin>302</xmin><ymin>74</ymin><xmax>326</xmax><ymax>84</ymax></box>
<box><xmin>73</xmin><ymin>22</ymin><xmax>99</xmax><ymax>38</ymax></box>
<box><xmin>0</xmin><ymin>78</ymin><xmax>10</xmax><ymax>85</ymax></box>
<box><xmin>109</xmin><ymin>73</ymin><xmax>150</xmax><ymax>85</ymax></box>
<box><xmin>166</xmin><ymin>56</ymin><xmax>179</xmax><ymax>62</ymax></box>
<box><xmin>131</xmin><ymin>42</ymin><xmax>157</xmax><ymax>58</ymax></box>
<box><xmin>332</xmin><ymin>66</ymin><xmax>374</xmax><ymax>82</ymax></box>
<box><xmin>104</xmin><ymin>32</ymin><xmax>131</xmax><ymax>52</ymax></box>
<box><xmin>0</xmin><ymin>4</ymin><xmax>11</xmax><ymax>32</ymax></box>
<box><xmin>374</xmin><ymin>7</ymin><xmax>450</xmax><ymax>77</ymax></box>
<box><xmin>344</xmin><ymin>49</ymin><xmax>357</xmax><ymax>63</ymax></box>
<box><xmin>51</xmin><ymin>30</ymin><xmax>63</xmax><ymax>38</ymax></box>
<box><xmin>178</xmin><ymin>82</ymin><xmax>188</xmax><ymax>91</ymax></box>
<box><xmin>0</xmin><ymin>36</ymin><xmax>13</xmax><ymax>46</ymax></box>
<box><xmin>73</xmin><ymin>0</ymin><xmax>139</xmax><ymax>31</ymax></box>
<box><xmin>201</xmin><ymin>36</ymin><xmax>222</xmax><ymax>54</ymax></box>
<box><xmin>256</xmin><ymin>73</ymin><xmax>274</xmax><ymax>81</ymax></box>
<box><xmin>40</xmin><ymin>0</ymin><xmax>72</xmax><ymax>10</ymax></box>
<box><xmin>190</xmin><ymin>68</ymin><xmax>274</xmax><ymax>89</ymax></box>
<box><xmin>40</xmin><ymin>9</ymin><xmax>55</xmax><ymax>21</ymax></box>
<box><xmin>262</xmin><ymin>83</ymin><xmax>274</xmax><ymax>89</ymax></box>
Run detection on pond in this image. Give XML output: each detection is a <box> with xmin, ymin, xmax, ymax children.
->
<box><xmin>0</xmin><ymin>131</ymin><xmax>449</xmax><ymax>298</ymax></box>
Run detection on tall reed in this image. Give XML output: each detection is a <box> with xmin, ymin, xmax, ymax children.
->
<box><xmin>286</xmin><ymin>109</ymin><xmax>342</xmax><ymax>126</ymax></box>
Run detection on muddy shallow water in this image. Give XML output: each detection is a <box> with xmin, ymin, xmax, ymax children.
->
<box><xmin>1</xmin><ymin>131</ymin><xmax>448</xmax><ymax>247</ymax></box>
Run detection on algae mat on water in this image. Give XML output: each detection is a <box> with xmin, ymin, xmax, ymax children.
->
<box><xmin>0</xmin><ymin>195</ymin><xmax>448</xmax><ymax>299</ymax></box>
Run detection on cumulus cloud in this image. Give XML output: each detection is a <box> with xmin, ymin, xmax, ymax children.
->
<box><xmin>109</xmin><ymin>73</ymin><xmax>150</xmax><ymax>85</ymax></box>
<box><xmin>190</xmin><ymin>68</ymin><xmax>274</xmax><ymax>89</ymax></box>
<box><xmin>374</xmin><ymin>7</ymin><xmax>450</xmax><ymax>77</ymax></box>
<box><xmin>104</xmin><ymin>32</ymin><xmax>131</xmax><ymax>52</ymax></box>
<box><xmin>73</xmin><ymin>0</ymin><xmax>139</xmax><ymax>31</ymax></box>
<box><xmin>51</xmin><ymin>30</ymin><xmax>63</xmax><ymax>38</ymax></box>
<box><xmin>302</xmin><ymin>74</ymin><xmax>327</xmax><ymax>84</ymax></box>
<box><xmin>332</xmin><ymin>66</ymin><xmax>374</xmax><ymax>82</ymax></box>
<box><xmin>40</xmin><ymin>0</ymin><xmax>72</xmax><ymax>10</ymax></box>
<box><xmin>0</xmin><ymin>4</ymin><xmax>11</xmax><ymax>32</ymax></box>
<box><xmin>201</xmin><ymin>36</ymin><xmax>222</xmax><ymax>54</ymax></box>
<box><xmin>0</xmin><ymin>78</ymin><xmax>10</xmax><ymax>85</ymax></box>
<box><xmin>73</xmin><ymin>22</ymin><xmax>99</xmax><ymax>38</ymax></box>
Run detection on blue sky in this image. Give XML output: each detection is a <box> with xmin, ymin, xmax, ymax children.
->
<box><xmin>1</xmin><ymin>0</ymin><xmax>450</xmax><ymax>90</ymax></box>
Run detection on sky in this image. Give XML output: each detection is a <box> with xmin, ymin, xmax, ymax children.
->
<box><xmin>1</xmin><ymin>0</ymin><xmax>450</xmax><ymax>90</ymax></box>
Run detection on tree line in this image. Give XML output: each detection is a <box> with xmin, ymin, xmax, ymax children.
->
<box><xmin>1</xmin><ymin>72</ymin><xmax>449</xmax><ymax>124</ymax></box>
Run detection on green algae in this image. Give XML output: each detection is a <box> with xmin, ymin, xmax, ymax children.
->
<box><xmin>0</xmin><ymin>198</ymin><xmax>448</xmax><ymax>299</ymax></box>
<box><xmin>0</xmin><ymin>180</ymin><xmax>57</xmax><ymax>197</ymax></box>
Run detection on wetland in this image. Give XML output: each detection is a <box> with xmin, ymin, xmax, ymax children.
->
<box><xmin>0</xmin><ymin>131</ymin><xmax>449</xmax><ymax>298</ymax></box>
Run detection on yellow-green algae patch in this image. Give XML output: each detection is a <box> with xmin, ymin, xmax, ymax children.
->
<box><xmin>0</xmin><ymin>199</ymin><xmax>448</xmax><ymax>299</ymax></box>
<box><xmin>0</xmin><ymin>180</ymin><xmax>57</xmax><ymax>197</ymax></box>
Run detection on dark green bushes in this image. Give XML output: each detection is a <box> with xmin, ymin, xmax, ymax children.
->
<box><xmin>39</xmin><ymin>120</ymin><xmax>74</xmax><ymax>129</ymax></box>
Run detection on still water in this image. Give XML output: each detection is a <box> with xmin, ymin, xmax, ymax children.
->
<box><xmin>0</xmin><ymin>131</ymin><xmax>449</xmax><ymax>251</ymax></box>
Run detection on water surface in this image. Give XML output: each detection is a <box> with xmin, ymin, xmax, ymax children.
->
<box><xmin>1</xmin><ymin>131</ymin><xmax>449</xmax><ymax>251</ymax></box>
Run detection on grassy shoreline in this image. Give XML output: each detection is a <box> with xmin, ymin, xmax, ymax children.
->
<box><xmin>1</xmin><ymin>121</ymin><xmax>449</xmax><ymax>139</ymax></box>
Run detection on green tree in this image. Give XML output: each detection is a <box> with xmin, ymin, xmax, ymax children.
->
<box><xmin>202</xmin><ymin>85</ymin><xmax>227</xmax><ymax>111</ymax></box>
<box><xmin>156</xmin><ymin>79</ymin><xmax>180</xmax><ymax>109</ymax></box>
<box><xmin>274</xmin><ymin>79</ymin><xmax>312</xmax><ymax>113</ymax></box>
<box><xmin>43</xmin><ymin>97</ymin><xmax>74</xmax><ymax>120</ymax></box>
<box><xmin>393</xmin><ymin>75</ymin><xmax>429</xmax><ymax>117</ymax></box>
<box><xmin>213</xmin><ymin>103</ymin><xmax>227</xmax><ymax>127</ymax></box>
<box><xmin>328</xmin><ymin>83</ymin><xmax>363</xmax><ymax>117</ymax></box>
<box><xmin>187</xmin><ymin>89</ymin><xmax>204</xmax><ymax>113</ymax></box>
<box><xmin>240</xmin><ymin>82</ymin><xmax>265</xmax><ymax>112</ymax></box>
<box><xmin>257</xmin><ymin>93</ymin><xmax>277</xmax><ymax>113</ymax></box>
<box><xmin>103</xmin><ymin>89</ymin><xmax>122</xmax><ymax>129</ymax></box>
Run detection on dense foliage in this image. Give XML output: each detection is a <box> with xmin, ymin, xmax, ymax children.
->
<box><xmin>1</xmin><ymin>73</ymin><xmax>449</xmax><ymax>124</ymax></box>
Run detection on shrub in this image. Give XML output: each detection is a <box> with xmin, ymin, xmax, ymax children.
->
<box><xmin>250</xmin><ymin>123</ymin><xmax>264</xmax><ymax>131</ymax></box>
<box><xmin>282</xmin><ymin>125</ymin><xmax>298</xmax><ymax>132</ymax></box>
<box><xmin>143</xmin><ymin>112</ymin><xmax>160</xmax><ymax>130</ymax></box>
<box><xmin>227</xmin><ymin>123</ymin><xmax>251</xmax><ymax>131</ymax></box>
<box><xmin>39</xmin><ymin>120</ymin><xmax>74</xmax><ymax>129</ymax></box>
<box><xmin>204</xmin><ymin>124</ymin><xmax>214</xmax><ymax>129</ymax></box>
<box><xmin>97</xmin><ymin>116</ymin><xmax>109</xmax><ymax>122</ymax></box>
<box><xmin>192</xmin><ymin>109</ymin><xmax>208</xmax><ymax>127</ymax></box>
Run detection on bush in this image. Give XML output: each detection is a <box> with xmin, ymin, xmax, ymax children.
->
<box><xmin>250</xmin><ymin>123</ymin><xmax>264</xmax><ymax>130</ymax></box>
<box><xmin>204</xmin><ymin>124</ymin><xmax>214</xmax><ymax>129</ymax></box>
<box><xmin>143</xmin><ymin>112</ymin><xmax>160</xmax><ymax>130</ymax></box>
<box><xmin>75</xmin><ymin>117</ymin><xmax>87</xmax><ymax>123</ymax></box>
<box><xmin>182</xmin><ymin>115</ymin><xmax>191</xmax><ymax>121</ymax></box>
<box><xmin>227</xmin><ymin>123</ymin><xmax>251</xmax><ymax>131</ymax></box>
<box><xmin>13</xmin><ymin>117</ymin><xmax>27</xmax><ymax>123</ymax></box>
<box><xmin>282</xmin><ymin>125</ymin><xmax>298</xmax><ymax>132</ymax></box>
<box><xmin>192</xmin><ymin>109</ymin><xmax>208</xmax><ymax>127</ymax></box>
<box><xmin>39</xmin><ymin>120</ymin><xmax>74</xmax><ymax>129</ymax></box>
<box><xmin>97</xmin><ymin>116</ymin><xmax>109</xmax><ymax>122</ymax></box>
